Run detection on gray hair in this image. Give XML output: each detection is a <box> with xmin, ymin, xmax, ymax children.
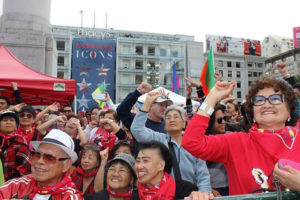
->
<box><xmin>164</xmin><ymin>105</ymin><xmax>186</xmax><ymax>121</ymax></box>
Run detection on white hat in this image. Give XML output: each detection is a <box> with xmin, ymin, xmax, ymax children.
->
<box><xmin>30</xmin><ymin>129</ymin><xmax>78</xmax><ymax>163</ymax></box>
<box><xmin>155</xmin><ymin>96</ymin><xmax>173</xmax><ymax>106</ymax></box>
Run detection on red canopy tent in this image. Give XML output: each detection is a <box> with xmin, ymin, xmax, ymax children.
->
<box><xmin>0</xmin><ymin>45</ymin><xmax>76</xmax><ymax>106</ymax></box>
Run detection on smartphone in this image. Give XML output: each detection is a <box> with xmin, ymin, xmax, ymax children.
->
<box><xmin>278</xmin><ymin>159</ymin><xmax>300</xmax><ymax>172</ymax></box>
<box><xmin>93</xmin><ymin>93</ymin><xmax>106</xmax><ymax>100</ymax></box>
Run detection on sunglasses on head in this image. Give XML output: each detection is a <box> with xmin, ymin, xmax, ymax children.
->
<box><xmin>19</xmin><ymin>113</ymin><xmax>33</xmax><ymax>118</ymax></box>
<box><xmin>30</xmin><ymin>151</ymin><xmax>70</xmax><ymax>164</ymax></box>
<box><xmin>216</xmin><ymin>117</ymin><xmax>226</xmax><ymax>124</ymax></box>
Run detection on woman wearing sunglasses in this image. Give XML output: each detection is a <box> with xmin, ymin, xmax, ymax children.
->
<box><xmin>205</xmin><ymin>104</ymin><xmax>229</xmax><ymax>197</ymax></box>
<box><xmin>182</xmin><ymin>76</ymin><xmax>299</xmax><ymax>195</ymax></box>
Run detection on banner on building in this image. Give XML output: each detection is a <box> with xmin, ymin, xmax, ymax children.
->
<box><xmin>71</xmin><ymin>38</ymin><xmax>116</xmax><ymax>111</ymax></box>
<box><xmin>205</xmin><ymin>34</ymin><xmax>261</xmax><ymax>56</ymax></box>
<box><xmin>293</xmin><ymin>27</ymin><xmax>300</xmax><ymax>48</ymax></box>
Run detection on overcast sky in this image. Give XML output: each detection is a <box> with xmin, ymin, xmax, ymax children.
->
<box><xmin>1</xmin><ymin>0</ymin><xmax>299</xmax><ymax>43</ymax></box>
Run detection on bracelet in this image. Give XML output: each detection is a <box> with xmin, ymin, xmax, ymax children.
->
<box><xmin>199</xmin><ymin>102</ymin><xmax>214</xmax><ymax>116</ymax></box>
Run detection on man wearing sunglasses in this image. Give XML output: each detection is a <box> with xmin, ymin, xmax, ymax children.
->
<box><xmin>0</xmin><ymin>129</ymin><xmax>83</xmax><ymax>199</ymax></box>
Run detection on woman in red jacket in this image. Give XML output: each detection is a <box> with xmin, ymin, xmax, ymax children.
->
<box><xmin>182</xmin><ymin>76</ymin><xmax>299</xmax><ymax>195</ymax></box>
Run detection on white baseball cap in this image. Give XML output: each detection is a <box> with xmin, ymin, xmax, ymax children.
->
<box><xmin>30</xmin><ymin>129</ymin><xmax>78</xmax><ymax>163</ymax></box>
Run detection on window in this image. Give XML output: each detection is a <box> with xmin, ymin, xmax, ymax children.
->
<box><xmin>160</xmin><ymin>48</ymin><xmax>167</xmax><ymax>56</ymax></box>
<box><xmin>248</xmin><ymin>81</ymin><xmax>252</xmax><ymax>86</ymax></box>
<box><xmin>253</xmin><ymin>72</ymin><xmax>258</xmax><ymax>77</ymax></box>
<box><xmin>135</xmin><ymin>75</ymin><xmax>143</xmax><ymax>84</ymax></box>
<box><xmin>57</xmin><ymin>56</ymin><xmax>64</xmax><ymax>66</ymax></box>
<box><xmin>135</xmin><ymin>60</ymin><xmax>143</xmax><ymax>70</ymax></box>
<box><xmin>236</xmin><ymin>71</ymin><xmax>240</xmax><ymax>78</ymax></box>
<box><xmin>227</xmin><ymin>61</ymin><xmax>232</xmax><ymax>67</ymax></box>
<box><xmin>236</xmin><ymin>62</ymin><xmax>240</xmax><ymax>68</ymax></box>
<box><xmin>56</xmin><ymin>41</ymin><xmax>65</xmax><ymax>51</ymax></box>
<box><xmin>257</xmin><ymin>63</ymin><xmax>263</xmax><ymax>68</ymax></box>
<box><xmin>228</xmin><ymin>71</ymin><xmax>232</xmax><ymax>77</ymax></box>
<box><xmin>148</xmin><ymin>47</ymin><xmax>155</xmax><ymax>56</ymax></box>
<box><xmin>248</xmin><ymin>71</ymin><xmax>252</xmax><ymax>77</ymax></box>
<box><xmin>171</xmin><ymin>51</ymin><xmax>178</xmax><ymax>57</ymax></box>
<box><xmin>237</xmin><ymin>81</ymin><xmax>241</xmax><ymax>88</ymax></box>
<box><xmin>237</xmin><ymin>91</ymin><xmax>241</xmax><ymax>98</ymax></box>
<box><xmin>259</xmin><ymin>72</ymin><xmax>262</xmax><ymax>76</ymax></box>
<box><xmin>57</xmin><ymin>71</ymin><xmax>64</xmax><ymax>78</ymax></box>
<box><xmin>136</xmin><ymin>46</ymin><xmax>143</xmax><ymax>55</ymax></box>
<box><xmin>248</xmin><ymin>63</ymin><xmax>253</xmax><ymax>67</ymax></box>
<box><xmin>218</xmin><ymin>60</ymin><xmax>223</xmax><ymax>67</ymax></box>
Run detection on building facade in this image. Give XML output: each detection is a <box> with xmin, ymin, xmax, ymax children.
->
<box><xmin>262</xmin><ymin>35</ymin><xmax>294</xmax><ymax>58</ymax></box>
<box><xmin>52</xmin><ymin>25</ymin><xmax>203</xmax><ymax>103</ymax></box>
<box><xmin>212</xmin><ymin>52</ymin><xmax>265</xmax><ymax>103</ymax></box>
<box><xmin>265</xmin><ymin>48</ymin><xmax>300</xmax><ymax>78</ymax></box>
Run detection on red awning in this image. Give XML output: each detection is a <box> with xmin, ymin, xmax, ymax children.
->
<box><xmin>0</xmin><ymin>46</ymin><xmax>76</xmax><ymax>106</ymax></box>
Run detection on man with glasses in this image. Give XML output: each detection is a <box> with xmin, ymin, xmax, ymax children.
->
<box><xmin>0</xmin><ymin>110</ymin><xmax>31</xmax><ymax>181</ymax></box>
<box><xmin>63</xmin><ymin>105</ymin><xmax>74</xmax><ymax>115</ymax></box>
<box><xmin>0</xmin><ymin>129</ymin><xmax>83</xmax><ymax>199</ymax></box>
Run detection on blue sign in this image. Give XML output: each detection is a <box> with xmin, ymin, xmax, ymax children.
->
<box><xmin>71</xmin><ymin>38</ymin><xmax>116</xmax><ymax>111</ymax></box>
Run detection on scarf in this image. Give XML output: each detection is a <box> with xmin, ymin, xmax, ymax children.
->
<box><xmin>107</xmin><ymin>185</ymin><xmax>132</xmax><ymax>200</ymax></box>
<box><xmin>138</xmin><ymin>172</ymin><xmax>176</xmax><ymax>200</ymax></box>
<box><xmin>17</xmin><ymin>125</ymin><xmax>36</xmax><ymax>143</ymax></box>
<box><xmin>90</xmin><ymin>127</ymin><xmax>116</xmax><ymax>151</ymax></box>
<box><xmin>29</xmin><ymin>173</ymin><xmax>78</xmax><ymax>200</ymax></box>
<box><xmin>71</xmin><ymin>167</ymin><xmax>98</xmax><ymax>194</ymax></box>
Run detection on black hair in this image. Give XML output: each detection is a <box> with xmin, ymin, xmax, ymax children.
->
<box><xmin>111</xmin><ymin>141</ymin><xmax>134</xmax><ymax>157</ymax></box>
<box><xmin>205</xmin><ymin>103</ymin><xmax>225</xmax><ymax>135</ymax></box>
<box><xmin>138</xmin><ymin>141</ymin><xmax>172</xmax><ymax>174</ymax></box>
<box><xmin>293</xmin><ymin>82</ymin><xmax>300</xmax><ymax>90</ymax></box>
<box><xmin>0</xmin><ymin>96</ymin><xmax>11</xmax><ymax>106</ymax></box>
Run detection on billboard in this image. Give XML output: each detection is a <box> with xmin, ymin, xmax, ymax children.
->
<box><xmin>72</xmin><ymin>38</ymin><xmax>116</xmax><ymax>111</ymax></box>
<box><xmin>206</xmin><ymin>34</ymin><xmax>261</xmax><ymax>56</ymax></box>
<box><xmin>293</xmin><ymin>27</ymin><xmax>300</xmax><ymax>48</ymax></box>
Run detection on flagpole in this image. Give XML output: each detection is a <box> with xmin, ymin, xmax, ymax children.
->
<box><xmin>93</xmin><ymin>11</ymin><xmax>96</xmax><ymax>29</ymax></box>
<box><xmin>80</xmin><ymin>10</ymin><xmax>83</xmax><ymax>27</ymax></box>
<box><xmin>105</xmin><ymin>12</ymin><xmax>107</xmax><ymax>29</ymax></box>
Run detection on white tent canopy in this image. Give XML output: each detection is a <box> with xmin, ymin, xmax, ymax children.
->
<box><xmin>137</xmin><ymin>87</ymin><xmax>200</xmax><ymax>107</ymax></box>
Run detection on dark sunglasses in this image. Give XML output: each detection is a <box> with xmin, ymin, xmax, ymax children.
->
<box><xmin>30</xmin><ymin>151</ymin><xmax>70</xmax><ymax>164</ymax></box>
<box><xmin>251</xmin><ymin>94</ymin><xmax>284</xmax><ymax>106</ymax></box>
<box><xmin>217</xmin><ymin>117</ymin><xmax>226</xmax><ymax>124</ymax></box>
<box><xmin>19</xmin><ymin>113</ymin><xmax>33</xmax><ymax>118</ymax></box>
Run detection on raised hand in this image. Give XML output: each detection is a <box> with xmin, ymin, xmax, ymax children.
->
<box><xmin>186</xmin><ymin>86</ymin><xmax>192</xmax><ymax>99</ymax></box>
<box><xmin>142</xmin><ymin>92</ymin><xmax>159</xmax><ymax>112</ymax></box>
<box><xmin>214</xmin><ymin>72</ymin><xmax>222</xmax><ymax>82</ymax></box>
<box><xmin>101</xmin><ymin>92</ymin><xmax>111</xmax><ymax>102</ymax></box>
<box><xmin>276</xmin><ymin>62</ymin><xmax>289</xmax><ymax>77</ymax></box>
<box><xmin>137</xmin><ymin>82</ymin><xmax>152</xmax><ymax>94</ymax></box>
<box><xmin>158</xmin><ymin>88</ymin><xmax>169</xmax><ymax>98</ymax></box>
<box><xmin>11</xmin><ymin>82</ymin><xmax>18</xmax><ymax>91</ymax></box>
<box><xmin>206</xmin><ymin>81</ymin><xmax>235</xmax><ymax>105</ymax></box>
<box><xmin>100</xmin><ymin>147</ymin><xmax>109</xmax><ymax>162</ymax></box>
<box><xmin>185</xmin><ymin>77</ymin><xmax>200</xmax><ymax>88</ymax></box>
<box><xmin>47</xmin><ymin>102</ymin><xmax>60</xmax><ymax>112</ymax></box>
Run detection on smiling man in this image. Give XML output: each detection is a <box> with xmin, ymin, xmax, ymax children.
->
<box><xmin>0</xmin><ymin>129</ymin><xmax>83</xmax><ymax>200</ymax></box>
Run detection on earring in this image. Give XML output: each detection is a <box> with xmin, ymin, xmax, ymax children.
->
<box><xmin>253</xmin><ymin>119</ymin><xmax>256</xmax><ymax>123</ymax></box>
<box><xmin>287</xmin><ymin>117</ymin><xmax>291</xmax><ymax>122</ymax></box>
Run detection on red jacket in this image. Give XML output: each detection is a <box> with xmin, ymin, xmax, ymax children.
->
<box><xmin>0</xmin><ymin>174</ymin><xmax>83</xmax><ymax>200</ymax></box>
<box><xmin>182</xmin><ymin>114</ymin><xmax>300</xmax><ymax>195</ymax></box>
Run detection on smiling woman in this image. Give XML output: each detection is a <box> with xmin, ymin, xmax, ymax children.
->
<box><xmin>182</xmin><ymin>76</ymin><xmax>300</xmax><ymax>195</ymax></box>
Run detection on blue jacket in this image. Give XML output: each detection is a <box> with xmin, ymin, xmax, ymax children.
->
<box><xmin>131</xmin><ymin>111</ymin><xmax>211</xmax><ymax>192</ymax></box>
<box><xmin>116</xmin><ymin>89</ymin><xmax>166</xmax><ymax>155</ymax></box>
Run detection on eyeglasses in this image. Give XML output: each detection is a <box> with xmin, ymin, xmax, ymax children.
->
<box><xmin>107</xmin><ymin>167</ymin><xmax>129</xmax><ymax>175</ymax></box>
<box><xmin>30</xmin><ymin>151</ymin><xmax>70</xmax><ymax>164</ymax></box>
<box><xmin>251</xmin><ymin>94</ymin><xmax>284</xmax><ymax>106</ymax></box>
<box><xmin>19</xmin><ymin>113</ymin><xmax>33</xmax><ymax>119</ymax></box>
<box><xmin>217</xmin><ymin>117</ymin><xmax>226</xmax><ymax>124</ymax></box>
<box><xmin>165</xmin><ymin>115</ymin><xmax>181</xmax><ymax>120</ymax></box>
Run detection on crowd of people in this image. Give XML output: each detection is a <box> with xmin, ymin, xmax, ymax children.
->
<box><xmin>0</xmin><ymin>62</ymin><xmax>299</xmax><ymax>200</ymax></box>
